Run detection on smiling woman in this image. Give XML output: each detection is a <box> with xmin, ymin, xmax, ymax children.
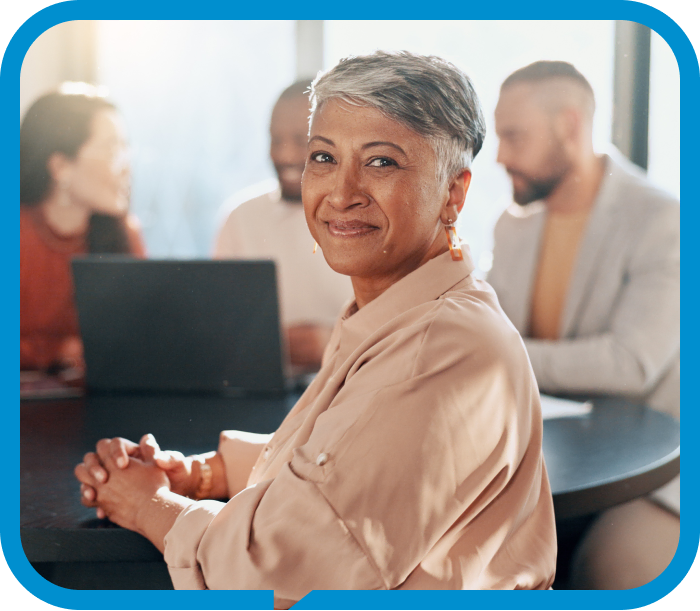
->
<box><xmin>302</xmin><ymin>51</ymin><xmax>484</xmax><ymax>305</ymax></box>
<box><xmin>76</xmin><ymin>52</ymin><xmax>556</xmax><ymax>602</ymax></box>
<box><xmin>303</xmin><ymin>101</ymin><xmax>463</xmax><ymax>304</ymax></box>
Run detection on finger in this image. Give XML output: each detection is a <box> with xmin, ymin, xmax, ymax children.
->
<box><xmin>139</xmin><ymin>433</ymin><xmax>160</xmax><ymax>462</ymax></box>
<box><xmin>80</xmin><ymin>483</ymin><xmax>97</xmax><ymax>505</ymax></box>
<box><xmin>95</xmin><ymin>437</ymin><xmax>135</xmax><ymax>470</ymax></box>
<box><xmin>75</xmin><ymin>461</ymin><xmax>98</xmax><ymax>487</ymax></box>
<box><xmin>82</xmin><ymin>451</ymin><xmax>108</xmax><ymax>484</ymax></box>
<box><xmin>112</xmin><ymin>437</ymin><xmax>139</xmax><ymax>469</ymax></box>
<box><xmin>95</xmin><ymin>438</ymin><xmax>115</xmax><ymax>466</ymax></box>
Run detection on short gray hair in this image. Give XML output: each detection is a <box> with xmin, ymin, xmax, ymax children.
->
<box><xmin>310</xmin><ymin>51</ymin><xmax>486</xmax><ymax>185</ymax></box>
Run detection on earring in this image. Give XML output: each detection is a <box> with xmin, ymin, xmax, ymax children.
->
<box><xmin>313</xmin><ymin>241</ymin><xmax>318</xmax><ymax>254</ymax></box>
<box><xmin>443</xmin><ymin>219</ymin><xmax>463</xmax><ymax>261</ymax></box>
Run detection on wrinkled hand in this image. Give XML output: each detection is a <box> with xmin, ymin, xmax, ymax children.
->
<box><xmin>76</xmin><ymin>435</ymin><xmax>197</xmax><ymax>518</ymax></box>
<box><xmin>75</xmin><ymin>445</ymin><xmax>170</xmax><ymax>534</ymax></box>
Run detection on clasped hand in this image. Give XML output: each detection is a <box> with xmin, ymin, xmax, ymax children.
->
<box><xmin>74</xmin><ymin>434</ymin><xmax>196</xmax><ymax>532</ymax></box>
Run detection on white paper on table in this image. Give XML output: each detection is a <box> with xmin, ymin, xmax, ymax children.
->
<box><xmin>539</xmin><ymin>394</ymin><xmax>593</xmax><ymax>420</ymax></box>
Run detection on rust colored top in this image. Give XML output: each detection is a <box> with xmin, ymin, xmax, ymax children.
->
<box><xmin>20</xmin><ymin>206</ymin><xmax>146</xmax><ymax>371</ymax></box>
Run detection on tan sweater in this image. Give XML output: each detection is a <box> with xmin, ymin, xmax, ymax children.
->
<box><xmin>529</xmin><ymin>209</ymin><xmax>591</xmax><ymax>340</ymax></box>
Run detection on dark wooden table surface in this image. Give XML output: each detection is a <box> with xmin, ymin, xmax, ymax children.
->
<box><xmin>21</xmin><ymin>392</ymin><xmax>680</xmax><ymax>564</ymax></box>
<box><xmin>21</xmin><ymin>392</ymin><xmax>295</xmax><ymax>563</ymax></box>
<box><xmin>542</xmin><ymin>395</ymin><xmax>679</xmax><ymax>519</ymax></box>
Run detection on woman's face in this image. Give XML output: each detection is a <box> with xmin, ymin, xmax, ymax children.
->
<box><xmin>65</xmin><ymin>109</ymin><xmax>130</xmax><ymax>216</ymax></box>
<box><xmin>302</xmin><ymin>100</ymin><xmax>452</xmax><ymax>286</ymax></box>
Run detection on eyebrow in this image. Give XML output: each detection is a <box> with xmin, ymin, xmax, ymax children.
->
<box><xmin>308</xmin><ymin>136</ymin><xmax>407</xmax><ymax>157</ymax></box>
<box><xmin>362</xmin><ymin>141</ymin><xmax>407</xmax><ymax>156</ymax></box>
<box><xmin>308</xmin><ymin>135</ymin><xmax>334</xmax><ymax>146</ymax></box>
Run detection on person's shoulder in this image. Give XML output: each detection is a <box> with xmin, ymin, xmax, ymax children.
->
<box><xmin>216</xmin><ymin>178</ymin><xmax>281</xmax><ymax>227</ymax></box>
<box><xmin>123</xmin><ymin>213</ymin><xmax>147</xmax><ymax>257</ymax></box>
<box><xmin>224</xmin><ymin>178</ymin><xmax>281</xmax><ymax>212</ymax></box>
<box><xmin>446</xmin><ymin>277</ymin><xmax>518</xmax><ymax>336</ymax></box>
<box><xmin>493</xmin><ymin>200</ymin><xmax>546</xmax><ymax>235</ymax></box>
<box><xmin>599</xmin><ymin>154</ymin><xmax>679</xmax><ymax>245</ymax></box>
<box><xmin>20</xmin><ymin>206</ymin><xmax>45</xmax><ymax>247</ymax></box>
<box><xmin>20</xmin><ymin>205</ymin><xmax>32</xmax><ymax>227</ymax></box>
<box><xmin>124</xmin><ymin>213</ymin><xmax>143</xmax><ymax>233</ymax></box>
<box><xmin>20</xmin><ymin>206</ymin><xmax>36</xmax><ymax>248</ymax></box>
<box><xmin>605</xmin><ymin>150</ymin><xmax>679</xmax><ymax>212</ymax></box>
<box><xmin>416</xmin><ymin>277</ymin><xmax>523</xmax><ymax>368</ymax></box>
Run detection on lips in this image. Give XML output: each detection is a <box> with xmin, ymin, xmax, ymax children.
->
<box><xmin>326</xmin><ymin>219</ymin><xmax>379</xmax><ymax>237</ymax></box>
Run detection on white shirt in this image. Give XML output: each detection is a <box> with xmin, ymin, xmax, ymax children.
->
<box><xmin>214</xmin><ymin>180</ymin><xmax>354</xmax><ymax>328</ymax></box>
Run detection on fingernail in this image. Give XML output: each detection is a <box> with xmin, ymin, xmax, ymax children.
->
<box><xmin>95</xmin><ymin>470</ymin><xmax>106</xmax><ymax>483</ymax></box>
<box><xmin>83</xmin><ymin>489</ymin><xmax>92</xmax><ymax>500</ymax></box>
<box><xmin>117</xmin><ymin>457</ymin><xmax>127</xmax><ymax>468</ymax></box>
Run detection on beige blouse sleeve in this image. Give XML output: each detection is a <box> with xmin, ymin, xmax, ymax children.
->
<box><xmin>164</xmin><ymin>299</ymin><xmax>552</xmax><ymax>599</ymax></box>
<box><xmin>217</xmin><ymin>430</ymin><xmax>272</xmax><ymax>497</ymax></box>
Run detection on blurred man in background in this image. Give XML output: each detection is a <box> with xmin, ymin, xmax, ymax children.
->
<box><xmin>214</xmin><ymin>80</ymin><xmax>353</xmax><ymax>371</ymax></box>
<box><xmin>488</xmin><ymin>61</ymin><xmax>680</xmax><ymax>589</ymax></box>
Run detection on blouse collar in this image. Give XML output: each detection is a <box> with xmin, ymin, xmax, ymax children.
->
<box><xmin>330</xmin><ymin>245</ymin><xmax>476</xmax><ymax>367</ymax></box>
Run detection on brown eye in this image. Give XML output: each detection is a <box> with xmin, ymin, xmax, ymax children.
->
<box><xmin>311</xmin><ymin>152</ymin><xmax>334</xmax><ymax>163</ymax></box>
<box><xmin>368</xmin><ymin>157</ymin><xmax>397</xmax><ymax>168</ymax></box>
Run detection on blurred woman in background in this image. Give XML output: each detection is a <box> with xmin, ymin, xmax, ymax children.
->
<box><xmin>20</xmin><ymin>83</ymin><xmax>145</xmax><ymax>379</ymax></box>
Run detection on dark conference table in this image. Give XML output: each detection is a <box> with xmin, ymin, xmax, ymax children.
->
<box><xmin>20</xmin><ymin>392</ymin><xmax>680</xmax><ymax>571</ymax></box>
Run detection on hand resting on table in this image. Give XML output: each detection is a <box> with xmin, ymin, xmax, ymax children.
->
<box><xmin>76</xmin><ymin>435</ymin><xmax>189</xmax><ymax>518</ymax></box>
<box><xmin>74</xmin><ymin>443</ymin><xmax>172</xmax><ymax>533</ymax></box>
<box><xmin>74</xmin><ymin>434</ymin><xmax>227</xmax><ymax>551</ymax></box>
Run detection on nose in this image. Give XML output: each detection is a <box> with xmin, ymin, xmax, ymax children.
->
<box><xmin>326</xmin><ymin>164</ymin><xmax>370</xmax><ymax>210</ymax></box>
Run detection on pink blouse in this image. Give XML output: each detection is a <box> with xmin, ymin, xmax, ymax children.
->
<box><xmin>163</xmin><ymin>247</ymin><xmax>557</xmax><ymax>603</ymax></box>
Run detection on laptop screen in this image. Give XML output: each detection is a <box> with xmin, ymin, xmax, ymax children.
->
<box><xmin>72</xmin><ymin>258</ymin><xmax>286</xmax><ymax>394</ymax></box>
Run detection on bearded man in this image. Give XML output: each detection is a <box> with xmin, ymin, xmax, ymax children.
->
<box><xmin>488</xmin><ymin>60</ymin><xmax>680</xmax><ymax>590</ymax></box>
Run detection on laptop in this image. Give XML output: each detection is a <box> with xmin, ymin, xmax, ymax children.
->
<box><xmin>72</xmin><ymin>258</ymin><xmax>287</xmax><ymax>394</ymax></box>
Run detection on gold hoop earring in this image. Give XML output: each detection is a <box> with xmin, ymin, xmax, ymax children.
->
<box><xmin>312</xmin><ymin>241</ymin><xmax>318</xmax><ymax>254</ymax></box>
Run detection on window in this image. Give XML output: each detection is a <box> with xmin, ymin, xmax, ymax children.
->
<box><xmin>95</xmin><ymin>21</ymin><xmax>296</xmax><ymax>257</ymax></box>
<box><xmin>647</xmin><ymin>30</ymin><xmax>681</xmax><ymax>200</ymax></box>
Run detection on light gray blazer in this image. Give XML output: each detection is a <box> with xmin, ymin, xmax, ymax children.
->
<box><xmin>488</xmin><ymin>151</ymin><xmax>680</xmax><ymax>512</ymax></box>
